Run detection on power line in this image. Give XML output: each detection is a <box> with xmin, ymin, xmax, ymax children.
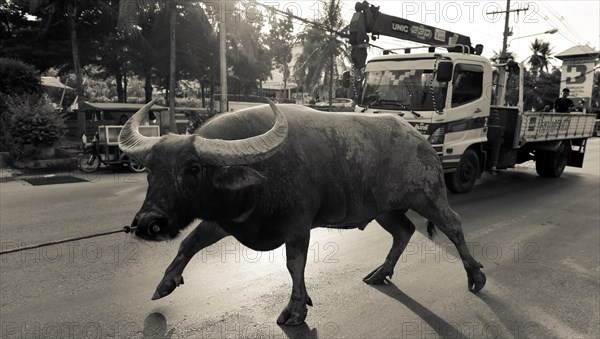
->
<box><xmin>538</xmin><ymin>2</ymin><xmax>590</xmax><ymax>46</ymax></box>
<box><xmin>254</xmin><ymin>1</ymin><xmax>348</xmax><ymax>39</ymax></box>
<box><xmin>535</xmin><ymin>2</ymin><xmax>595</xmax><ymax>51</ymax></box>
<box><xmin>531</xmin><ymin>9</ymin><xmax>589</xmax><ymax>52</ymax></box>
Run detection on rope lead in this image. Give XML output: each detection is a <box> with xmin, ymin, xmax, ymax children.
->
<box><xmin>0</xmin><ymin>226</ymin><xmax>137</xmax><ymax>255</ymax></box>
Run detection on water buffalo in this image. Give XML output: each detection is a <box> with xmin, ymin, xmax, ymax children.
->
<box><xmin>119</xmin><ymin>100</ymin><xmax>486</xmax><ymax>325</ymax></box>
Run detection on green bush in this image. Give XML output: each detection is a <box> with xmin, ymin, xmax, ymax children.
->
<box><xmin>180</xmin><ymin>109</ymin><xmax>216</xmax><ymax>133</ymax></box>
<box><xmin>0</xmin><ymin>58</ymin><xmax>49</xmax><ymax>157</ymax></box>
<box><xmin>176</xmin><ymin>97</ymin><xmax>204</xmax><ymax>108</ymax></box>
<box><xmin>0</xmin><ymin>58</ymin><xmax>42</xmax><ymax>96</ymax></box>
<box><xmin>2</xmin><ymin>94</ymin><xmax>66</xmax><ymax>158</ymax></box>
<box><xmin>0</xmin><ymin>104</ymin><xmax>14</xmax><ymax>154</ymax></box>
<box><xmin>214</xmin><ymin>94</ymin><xmax>269</xmax><ymax>103</ymax></box>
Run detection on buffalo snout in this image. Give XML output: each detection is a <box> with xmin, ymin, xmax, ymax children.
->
<box><xmin>132</xmin><ymin>211</ymin><xmax>168</xmax><ymax>241</ymax></box>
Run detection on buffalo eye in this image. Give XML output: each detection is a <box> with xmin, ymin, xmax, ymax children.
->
<box><xmin>188</xmin><ymin>164</ymin><xmax>201</xmax><ymax>176</ymax></box>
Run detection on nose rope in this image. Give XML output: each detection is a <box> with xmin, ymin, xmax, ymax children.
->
<box><xmin>0</xmin><ymin>226</ymin><xmax>137</xmax><ymax>255</ymax></box>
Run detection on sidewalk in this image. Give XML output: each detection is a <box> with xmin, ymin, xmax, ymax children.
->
<box><xmin>0</xmin><ymin>148</ymin><xmax>79</xmax><ymax>183</ymax></box>
<box><xmin>0</xmin><ymin>159</ymin><xmax>79</xmax><ymax>182</ymax></box>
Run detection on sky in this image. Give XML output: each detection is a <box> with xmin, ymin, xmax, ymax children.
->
<box><xmin>257</xmin><ymin>0</ymin><xmax>600</xmax><ymax>68</ymax></box>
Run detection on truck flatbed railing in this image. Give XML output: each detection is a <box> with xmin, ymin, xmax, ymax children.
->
<box><xmin>518</xmin><ymin>112</ymin><xmax>596</xmax><ymax>144</ymax></box>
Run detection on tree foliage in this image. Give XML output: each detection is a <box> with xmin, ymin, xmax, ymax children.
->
<box><xmin>9</xmin><ymin>94</ymin><xmax>65</xmax><ymax>148</ymax></box>
<box><xmin>212</xmin><ymin>1</ymin><xmax>273</xmax><ymax>95</ymax></box>
<box><xmin>2</xmin><ymin>0</ymin><xmax>291</xmax><ymax>107</ymax></box>
<box><xmin>0</xmin><ymin>60</ymin><xmax>65</xmax><ymax>157</ymax></box>
<box><xmin>502</xmin><ymin>39</ymin><xmax>561</xmax><ymax>111</ymax></box>
<box><xmin>524</xmin><ymin>68</ymin><xmax>561</xmax><ymax>111</ymax></box>
<box><xmin>1</xmin><ymin>1</ymin><xmax>73</xmax><ymax>73</ymax></box>
<box><xmin>528</xmin><ymin>38</ymin><xmax>553</xmax><ymax>76</ymax></box>
<box><xmin>0</xmin><ymin>57</ymin><xmax>42</xmax><ymax>97</ymax></box>
<box><xmin>294</xmin><ymin>0</ymin><xmax>347</xmax><ymax>106</ymax></box>
<box><xmin>268</xmin><ymin>13</ymin><xmax>294</xmax><ymax>94</ymax></box>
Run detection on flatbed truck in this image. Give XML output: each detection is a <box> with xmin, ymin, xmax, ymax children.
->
<box><xmin>349</xmin><ymin>1</ymin><xmax>596</xmax><ymax>193</ymax></box>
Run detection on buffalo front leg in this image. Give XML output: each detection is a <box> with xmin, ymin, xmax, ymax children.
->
<box><xmin>277</xmin><ymin>234</ymin><xmax>313</xmax><ymax>326</ymax></box>
<box><xmin>364</xmin><ymin>210</ymin><xmax>415</xmax><ymax>284</ymax></box>
<box><xmin>152</xmin><ymin>221</ymin><xmax>229</xmax><ymax>300</ymax></box>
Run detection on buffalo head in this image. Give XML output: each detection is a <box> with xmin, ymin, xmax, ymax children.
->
<box><xmin>118</xmin><ymin>100</ymin><xmax>288</xmax><ymax>241</ymax></box>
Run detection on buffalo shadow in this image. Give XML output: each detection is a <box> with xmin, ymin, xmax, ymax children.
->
<box><xmin>474</xmin><ymin>293</ymin><xmax>545</xmax><ymax>339</ymax></box>
<box><xmin>278</xmin><ymin>322</ymin><xmax>318</xmax><ymax>339</ymax></box>
<box><xmin>142</xmin><ymin>312</ymin><xmax>175</xmax><ymax>339</ymax></box>
<box><xmin>370</xmin><ymin>280</ymin><xmax>469</xmax><ymax>339</ymax></box>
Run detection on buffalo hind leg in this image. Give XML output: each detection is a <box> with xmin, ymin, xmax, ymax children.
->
<box><xmin>152</xmin><ymin>221</ymin><xmax>229</xmax><ymax>300</ymax></box>
<box><xmin>364</xmin><ymin>210</ymin><xmax>415</xmax><ymax>284</ymax></box>
<box><xmin>277</xmin><ymin>233</ymin><xmax>313</xmax><ymax>326</ymax></box>
<box><xmin>420</xmin><ymin>199</ymin><xmax>486</xmax><ymax>292</ymax></box>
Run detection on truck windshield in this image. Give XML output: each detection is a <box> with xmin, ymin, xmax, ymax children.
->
<box><xmin>359</xmin><ymin>68</ymin><xmax>447</xmax><ymax>111</ymax></box>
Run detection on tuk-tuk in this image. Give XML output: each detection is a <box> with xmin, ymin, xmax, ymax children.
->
<box><xmin>79</xmin><ymin>124</ymin><xmax>160</xmax><ymax>173</ymax></box>
<box><xmin>77</xmin><ymin>102</ymin><xmax>166</xmax><ymax>173</ymax></box>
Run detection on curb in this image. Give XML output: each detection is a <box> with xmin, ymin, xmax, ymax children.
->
<box><xmin>0</xmin><ymin>168</ymin><xmax>23</xmax><ymax>182</ymax></box>
<box><xmin>1</xmin><ymin>158</ymin><xmax>78</xmax><ymax>183</ymax></box>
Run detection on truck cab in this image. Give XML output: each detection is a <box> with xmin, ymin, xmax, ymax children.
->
<box><xmin>357</xmin><ymin>52</ymin><xmax>492</xmax><ymax>175</ymax></box>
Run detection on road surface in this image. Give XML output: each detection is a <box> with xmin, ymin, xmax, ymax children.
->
<box><xmin>1</xmin><ymin>139</ymin><xmax>598</xmax><ymax>338</ymax></box>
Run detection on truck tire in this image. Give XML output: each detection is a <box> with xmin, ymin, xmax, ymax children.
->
<box><xmin>445</xmin><ymin>149</ymin><xmax>480</xmax><ymax>193</ymax></box>
<box><xmin>535</xmin><ymin>143</ymin><xmax>569</xmax><ymax>178</ymax></box>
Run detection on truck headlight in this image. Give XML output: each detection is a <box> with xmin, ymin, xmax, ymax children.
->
<box><xmin>427</xmin><ymin>126</ymin><xmax>445</xmax><ymax>144</ymax></box>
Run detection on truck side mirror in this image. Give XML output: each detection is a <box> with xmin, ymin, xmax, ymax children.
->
<box><xmin>436</xmin><ymin>61</ymin><xmax>453</xmax><ymax>82</ymax></box>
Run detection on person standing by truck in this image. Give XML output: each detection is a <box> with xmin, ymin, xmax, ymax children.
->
<box><xmin>554</xmin><ymin>88</ymin><xmax>575</xmax><ymax>113</ymax></box>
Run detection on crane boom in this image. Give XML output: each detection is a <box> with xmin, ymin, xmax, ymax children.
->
<box><xmin>349</xmin><ymin>1</ymin><xmax>474</xmax><ymax>68</ymax></box>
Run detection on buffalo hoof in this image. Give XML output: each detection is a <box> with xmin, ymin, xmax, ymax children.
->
<box><xmin>468</xmin><ymin>266</ymin><xmax>486</xmax><ymax>293</ymax></box>
<box><xmin>152</xmin><ymin>274</ymin><xmax>184</xmax><ymax>300</ymax></box>
<box><xmin>363</xmin><ymin>265</ymin><xmax>393</xmax><ymax>285</ymax></box>
<box><xmin>276</xmin><ymin>297</ymin><xmax>312</xmax><ymax>326</ymax></box>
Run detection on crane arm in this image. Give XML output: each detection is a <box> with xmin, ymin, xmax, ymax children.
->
<box><xmin>349</xmin><ymin>1</ymin><xmax>474</xmax><ymax>68</ymax></box>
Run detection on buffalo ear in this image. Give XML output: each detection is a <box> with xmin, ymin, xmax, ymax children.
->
<box><xmin>212</xmin><ymin>166</ymin><xmax>266</xmax><ymax>190</ymax></box>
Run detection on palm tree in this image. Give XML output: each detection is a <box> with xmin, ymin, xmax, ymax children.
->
<box><xmin>294</xmin><ymin>0</ymin><xmax>347</xmax><ymax>109</ymax></box>
<box><xmin>491</xmin><ymin>50</ymin><xmax>516</xmax><ymax>63</ymax></box>
<box><xmin>528</xmin><ymin>38</ymin><xmax>554</xmax><ymax>76</ymax></box>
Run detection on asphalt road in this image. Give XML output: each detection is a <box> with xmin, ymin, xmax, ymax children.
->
<box><xmin>1</xmin><ymin>139</ymin><xmax>598</xmax><ymax>339</ymax></box>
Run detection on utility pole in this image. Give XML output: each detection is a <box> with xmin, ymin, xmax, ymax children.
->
<box><xmin>487</xmin><ymin>0</ymin><xmax>529</xmax><ymax>62</ymax></box>
<box><xmin>500</xmin><ymin>0</ymin><xmax>511</xmax><ymax>62</ymax></box>
<box><xmin>168</xmin><ymin>3</ymin><xmax>177</xmax><ymax>133</ymax></box>
<box><xmin>487</xmin><ymin>0</ymin><xmax>528</xmax><ymax>105</ymax></box>
<box><xmin>219</xmin><ymin>21</ymin><xmax>228</xmax><ymax>113</ymax></box>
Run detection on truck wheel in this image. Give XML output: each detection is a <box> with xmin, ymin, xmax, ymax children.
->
<box><xmin>536</xmin><ymin>143</ymin><xmax>569</xmax><ymax>178</ymax></box>
<box><xmin>445</xmin><ymin>149</ymin><xmax>479</xmax><ymax>193</ymax></box>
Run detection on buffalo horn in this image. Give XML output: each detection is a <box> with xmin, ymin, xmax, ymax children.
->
<box><xmin>118</xmin><ymin>99</ymin><xmax>161</xmax><ymax>161</ymax></box>
<box><xmin>192</xmin><ymin>99</ymin><xmax>288</xmax><ymax>166</ymax></box>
